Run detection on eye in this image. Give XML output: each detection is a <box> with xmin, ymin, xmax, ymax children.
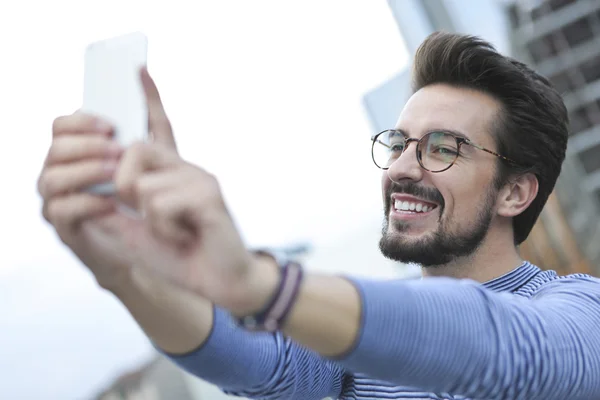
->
<box><xmin>433</xmin><ymin>146</ymin><xmax>458</xmax><ymax>156</ymax></box>
<box><xmin>390</xmin><ymin>143</ymin><xmax>405</xmax><ymax>153</ymax></box>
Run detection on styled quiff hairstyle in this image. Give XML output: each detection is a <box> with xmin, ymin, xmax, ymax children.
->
<box><xmin>411</xmin><ymin>32</ymin><xmax>569</xmax><ymax>245</ymax></box>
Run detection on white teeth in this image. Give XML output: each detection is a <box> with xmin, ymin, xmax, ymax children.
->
<box><xmin>394</xmin><ymin>199</ymin><xmax>434</xmax><ymax>213</ymax></box>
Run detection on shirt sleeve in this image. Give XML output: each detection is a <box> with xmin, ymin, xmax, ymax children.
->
<box><xmin>336</xmin><ymin>275</ymin><xmax>600</xmax><ymax>400</ymax></box>
<box><xmin>164</xmin><ymin>306</ymin><xmax>345</xmax><ymax>400</ymax></box>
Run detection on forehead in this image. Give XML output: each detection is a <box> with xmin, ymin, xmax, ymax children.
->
<box><xmin>396</xmin><ymin>83</ymin><xmax>501</xmax><ymax>145</ymax></box>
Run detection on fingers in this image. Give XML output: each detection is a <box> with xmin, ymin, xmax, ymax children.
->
<box><xmin>43</xmin><ymin>192</ymin><xmax>116</xmax><ymax>229</ymax></box>
<box><xmin>140</xmin><ymin>68</ymin><xmax>177</xmax><ymax>149</ymax></box>
<box><xmin>115</xmin><ymin>142</ymin><xmax>180</xmax><ymax>207</ymax></box>
<box><xmin>134</xmin><ymin>166</ymin><xmax>189</xmax><ymax>199</ymax></box>
<box><xmin>52</xmin><ymin>111</ymin><xmax>113</xmax><ymax>137</ymax></box>
<box><xmin>117</xmin><ymin>149</ymin><xmax>222</xmax><ymax>246</ymax></box>
<box><xmin>45</xmin><ymin>134</ymin><xmax>122</xmax><ymax>166</ymax></box>
<box><xmin>39</xmin><ymin>159</ymin><xmax>119</xmax><ymax>199</ymax></box>
<box><xmin>143</xmin><ymin>185</ymin><xmax>196</xmax><ymax>246</ymax></box>
<box><xmin>140</xmin><ymin>169</ymin><xmax>223</xmax><ymax>246</ymax></box>
<box><xmin>39</xmin><ymin>112</ymin><xmax>122</xmax><ymax>238</ymax></box>
<box><xmin>49</xmin><ymin>111</ymin><xmax>116</xmax><ymax>168</ymax></box>
<box><xmin>39</xmin><ymin>125</ymin><xmax>124</xmax><ymax>199</ymax></box>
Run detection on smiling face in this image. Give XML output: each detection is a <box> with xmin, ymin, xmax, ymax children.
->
<box><xmin>379</xmin><ymin>83</ymin><xmax>505</xmax><ymax>267</ymax></box>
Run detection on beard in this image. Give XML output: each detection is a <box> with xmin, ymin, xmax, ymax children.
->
<box><xmin>379</xmin><ymin>181</ymin><xmax>496</xmax><ymax>267</ymax></box>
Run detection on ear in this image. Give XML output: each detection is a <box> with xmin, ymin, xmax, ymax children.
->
<box><xmin>496</xmin><ymin>173</ymin><xmax>539</xmax><ymax>218</ymax></box>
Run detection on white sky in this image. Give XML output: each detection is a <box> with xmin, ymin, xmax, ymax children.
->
<box><xmin>0</xmin><ymin>1</ymin><xmax>407</xmax><ymax>398</ymax></box>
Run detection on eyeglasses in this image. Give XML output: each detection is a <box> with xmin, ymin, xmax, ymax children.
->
<box><xmin>371</xmin><ymin>129</ymin><xmax>519</xmax><ymax>173</ymax></box>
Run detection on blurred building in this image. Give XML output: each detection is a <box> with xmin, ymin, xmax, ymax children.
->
<box><xmin>93</xmin><ymin>356</ymin><xmax>196</xmax><ymax>400</ymax></box>
<box><xmin>506</xmin><ymin>0</ymin><xmax>600</xmax><ymax>275</ymax></box>
<box><xmin>364</xmin><ymin>0</ymin><xmax>600</xmax><ymax>276</ymax></box>
<box><xmin>364</xmin><ymin>0</ymin><xmax>513</xmax><ymax>134</ymax></box>
<box><xmin>91</xmin><ymin>350</ymin><xmax>243</xmax><ymax>399</ymax></box>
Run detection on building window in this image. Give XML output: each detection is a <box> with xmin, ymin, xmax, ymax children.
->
<box><xmin>569</xmin><ymin>105</ymin><xmax>593</xmax><ymax>136</ymax></box>
<box><xmin>526</xmin><ymin>0</ymin><xmax>578</xmax><ymax>20</ymax></box>
<box><xmin>588</xmin><ymin>100</ymin><xmax>600</xmax><ymax>126</ymax></box>
<box><xmin>527</xmin><ymin>36</ymin><xmax>559</xmax><ymax>63</ymax></box>
<box><xmin>579</xmin><ymin>54</ymin><xmax>600</xmax><ymax>85</ymax></box>
<box><xmin>550</xmin><ymin>71</ymin><xmax>574</xmax><ymax>94</ymax></box>
<box><xmin>509</xmin><ymin>5</ymin><xmax>520</xmax><ymax>28</ymax></box>
<box><xmin>549</xmin><ymin>0</ymin><xmax>578</xmax><ymax>12</ymax></box>
<box><xmin>561</xmin><ymin>17</ymin><xmax>594</xmax><ymax>48</ymax></box>
<box><xmin>530</xmin><ymin>5</ymin><xmax>547</xmax><ymax>21</ymax></box>
<box><xmin>578</xmin><ymin>142</ymin><xmax>600</xmax><ymax>175</ymax></box>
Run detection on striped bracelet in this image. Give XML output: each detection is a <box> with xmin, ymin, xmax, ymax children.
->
<box><xmin>236</xmin><ymin>253</ymin><xmax>304</xmax><ymax>332</ymax></box>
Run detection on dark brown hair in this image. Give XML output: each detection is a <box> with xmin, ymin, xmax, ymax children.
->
<box><xmin>412</xmin><ymin>31</ymin><xmax>568</xmax><ymax>245</ymax></box>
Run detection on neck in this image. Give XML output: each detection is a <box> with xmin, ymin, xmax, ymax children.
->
<box><xmin>421</xmin><ymin>221</ymin><xmax>524</xmax><ymax>283</ymax></box>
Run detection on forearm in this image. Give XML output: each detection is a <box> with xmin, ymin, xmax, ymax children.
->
<box><xmin>106</xmin><ymin>267</ymin><xmax>345</xmax><ymax>399</ymax></box>
<box><xmin>106</xmin><ymin>268</ymin><xmax>276</xmax><ymax>392</ymax></box>
<box><xmin>170</xmin><ymin>308</ymin><xmax>346</xmax><ymax>399</ymax></box>
<box><xmin>282</xmin><ymin>274</ymin><xmax>361</xmax><ymax>357</ymax></box>
<box><xmin>241</xmin><ymin>254</ymin><xmax>361</xmax><ymax>357</ymax></box>
<box><xmin>272</xmin><ymin>272</ymin><xmax>600</xmax><ymax>399</ymax></box>
<box><xmin>106</xmin><ymin>267</ymin><xmax>213</xmax><ymax>355</ymax></box>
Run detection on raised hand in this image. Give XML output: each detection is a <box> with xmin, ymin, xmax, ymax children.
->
<box><xmin>37</xmin><ymin>69</ymin><xmax>180</xmax><ymax>289</ymax></box>
<box><xmin>39</xmin><ymin>67</ymin><xmax>273</xmax><ymax>313</ymax></box>
<box><xmin>109</xmin><ymin>72</ymin><xmax>276</xmax><ymax>314</ymax></box>
<box><xmin>113</xmin><ymin>139</ymin><xmax>269</xmax><ymax>314</ymax></box>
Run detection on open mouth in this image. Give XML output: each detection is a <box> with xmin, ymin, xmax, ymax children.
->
<box><xmin>392</xmin><ymin>195</ymin><xmax>439</xmax><ymax>214</ymax></box>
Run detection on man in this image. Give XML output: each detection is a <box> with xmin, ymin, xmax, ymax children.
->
<box><xmin>37</xmin><ymin>32</ymin><xmax>600</xmax><ymax>399</ymax></box>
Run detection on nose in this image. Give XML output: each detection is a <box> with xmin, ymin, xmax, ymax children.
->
<box><xmin>386</xmin><ymin>140</ymin><xmax>423</xmax><ymax>183</ymax></box>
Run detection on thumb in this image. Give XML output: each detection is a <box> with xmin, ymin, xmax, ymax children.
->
<box><xmin>140</xmin><ymin>67</ymin><xmax>177</xmax><ymax>150</ymax></box>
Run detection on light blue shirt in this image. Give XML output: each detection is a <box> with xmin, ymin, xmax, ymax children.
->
<box><xmin>166</xmin><ymin>262</ymin><xmax>600</xmax><ymax>399</ymax></box>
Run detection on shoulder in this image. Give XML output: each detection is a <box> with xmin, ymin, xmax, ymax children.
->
<box><xmin>521</xmin><ymin>265</ymin><xmax>600</xmax><ymax>301</ymax></box>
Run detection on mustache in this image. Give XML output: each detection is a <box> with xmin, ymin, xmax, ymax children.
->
<box><xmin>385</xmin><ymin>182</ymin><xmax>444</xmax><ymax>208</ymax></box>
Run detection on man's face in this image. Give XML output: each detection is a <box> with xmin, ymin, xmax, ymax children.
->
<box><xmin>379</xmin><ymin>84</ymin><xmax>504</xmax><ymax>267</ymax></box>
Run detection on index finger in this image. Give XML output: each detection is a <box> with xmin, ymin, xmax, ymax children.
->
<box><xmin>115</xmin><ymin>142</ymin><xmax>181</xmax><ymax>208</ymax></box>
<box><xmin>52</xmin><ymin>111</ymin><xmax>113</xmax><ymax>137</ymax></box>
<box><xmin>140</xmin><ymin>68</ymin><xmax>177</xmax><ymax>149</ymax></box>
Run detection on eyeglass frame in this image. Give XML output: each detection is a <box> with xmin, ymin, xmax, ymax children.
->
<box><xmin>370</xmin><ymin>129</ymin><xmax>520</xmax><ymax>173</ymax></box>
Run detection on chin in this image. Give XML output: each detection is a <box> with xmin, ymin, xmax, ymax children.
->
<box><xmin>378</xmin><ymin>231</ymin><xmax>449</xmax><ymax>267</ymax></box>
<box><xmin>386</xmin><ymin>220</ymin><xmax>434</xmax><ymax>238</ymax></box>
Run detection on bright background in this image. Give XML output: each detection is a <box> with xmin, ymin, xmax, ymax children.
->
<box><xmin>0</xmin><ymin>1</ymin><xmax>408</xmax><ymax>398</ymax></box>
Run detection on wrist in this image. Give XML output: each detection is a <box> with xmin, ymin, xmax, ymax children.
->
<box><xmin>95</xmin><ymin>266</ymin><xmax>136</xmax><ymax>295</ymax></box>
<box><xmin>230</xmin><ymin>252</ymin><xmax>281</xmax><ymax>318</ymax></box>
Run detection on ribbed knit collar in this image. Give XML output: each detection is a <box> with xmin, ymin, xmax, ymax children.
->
<box><xmin>483</xmin><ymin>261</ymin><xmax>541</xmax><ymax>293</ymax></box>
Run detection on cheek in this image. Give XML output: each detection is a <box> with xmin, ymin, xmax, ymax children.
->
<box><xmin>451</xmin><ymin>192</ymin><xmax>475</xmax><ymax>220</ymax></box>
<box><xmin>437</xmin><ymin>173</ymin><xmax>477</xmax><ymax>219</ymax></box>
<box><xmin>444</xmin><ymin>173</ymin><xmax>493</xmax><ymax>222</ymax></box>
<box><xmin>381</xmin><ymin>172</ymin><xmax>390</xmax><ymax>199</ymax></box>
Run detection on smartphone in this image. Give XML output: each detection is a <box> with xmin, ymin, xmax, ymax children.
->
<box><xmin>81</xmin><ymin>31</ymin><xmax>148</xmax><ymax>195</ymax></box>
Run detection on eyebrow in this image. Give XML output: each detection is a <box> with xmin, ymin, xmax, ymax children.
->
<box><xmin>391</xmin><ymin>128</ymin><xmax>472</xmax><ymax>141</ymax></box>
<box><xmin>435</xmin><ymin>128</ymin><xmax>472</xmax><ymax>141</ymax></box>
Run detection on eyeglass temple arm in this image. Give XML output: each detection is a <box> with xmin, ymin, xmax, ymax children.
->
<box><xmin>464</xmin><ymin>140</ymin><xmax>519</xmax><ymax>165</ymax></box>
